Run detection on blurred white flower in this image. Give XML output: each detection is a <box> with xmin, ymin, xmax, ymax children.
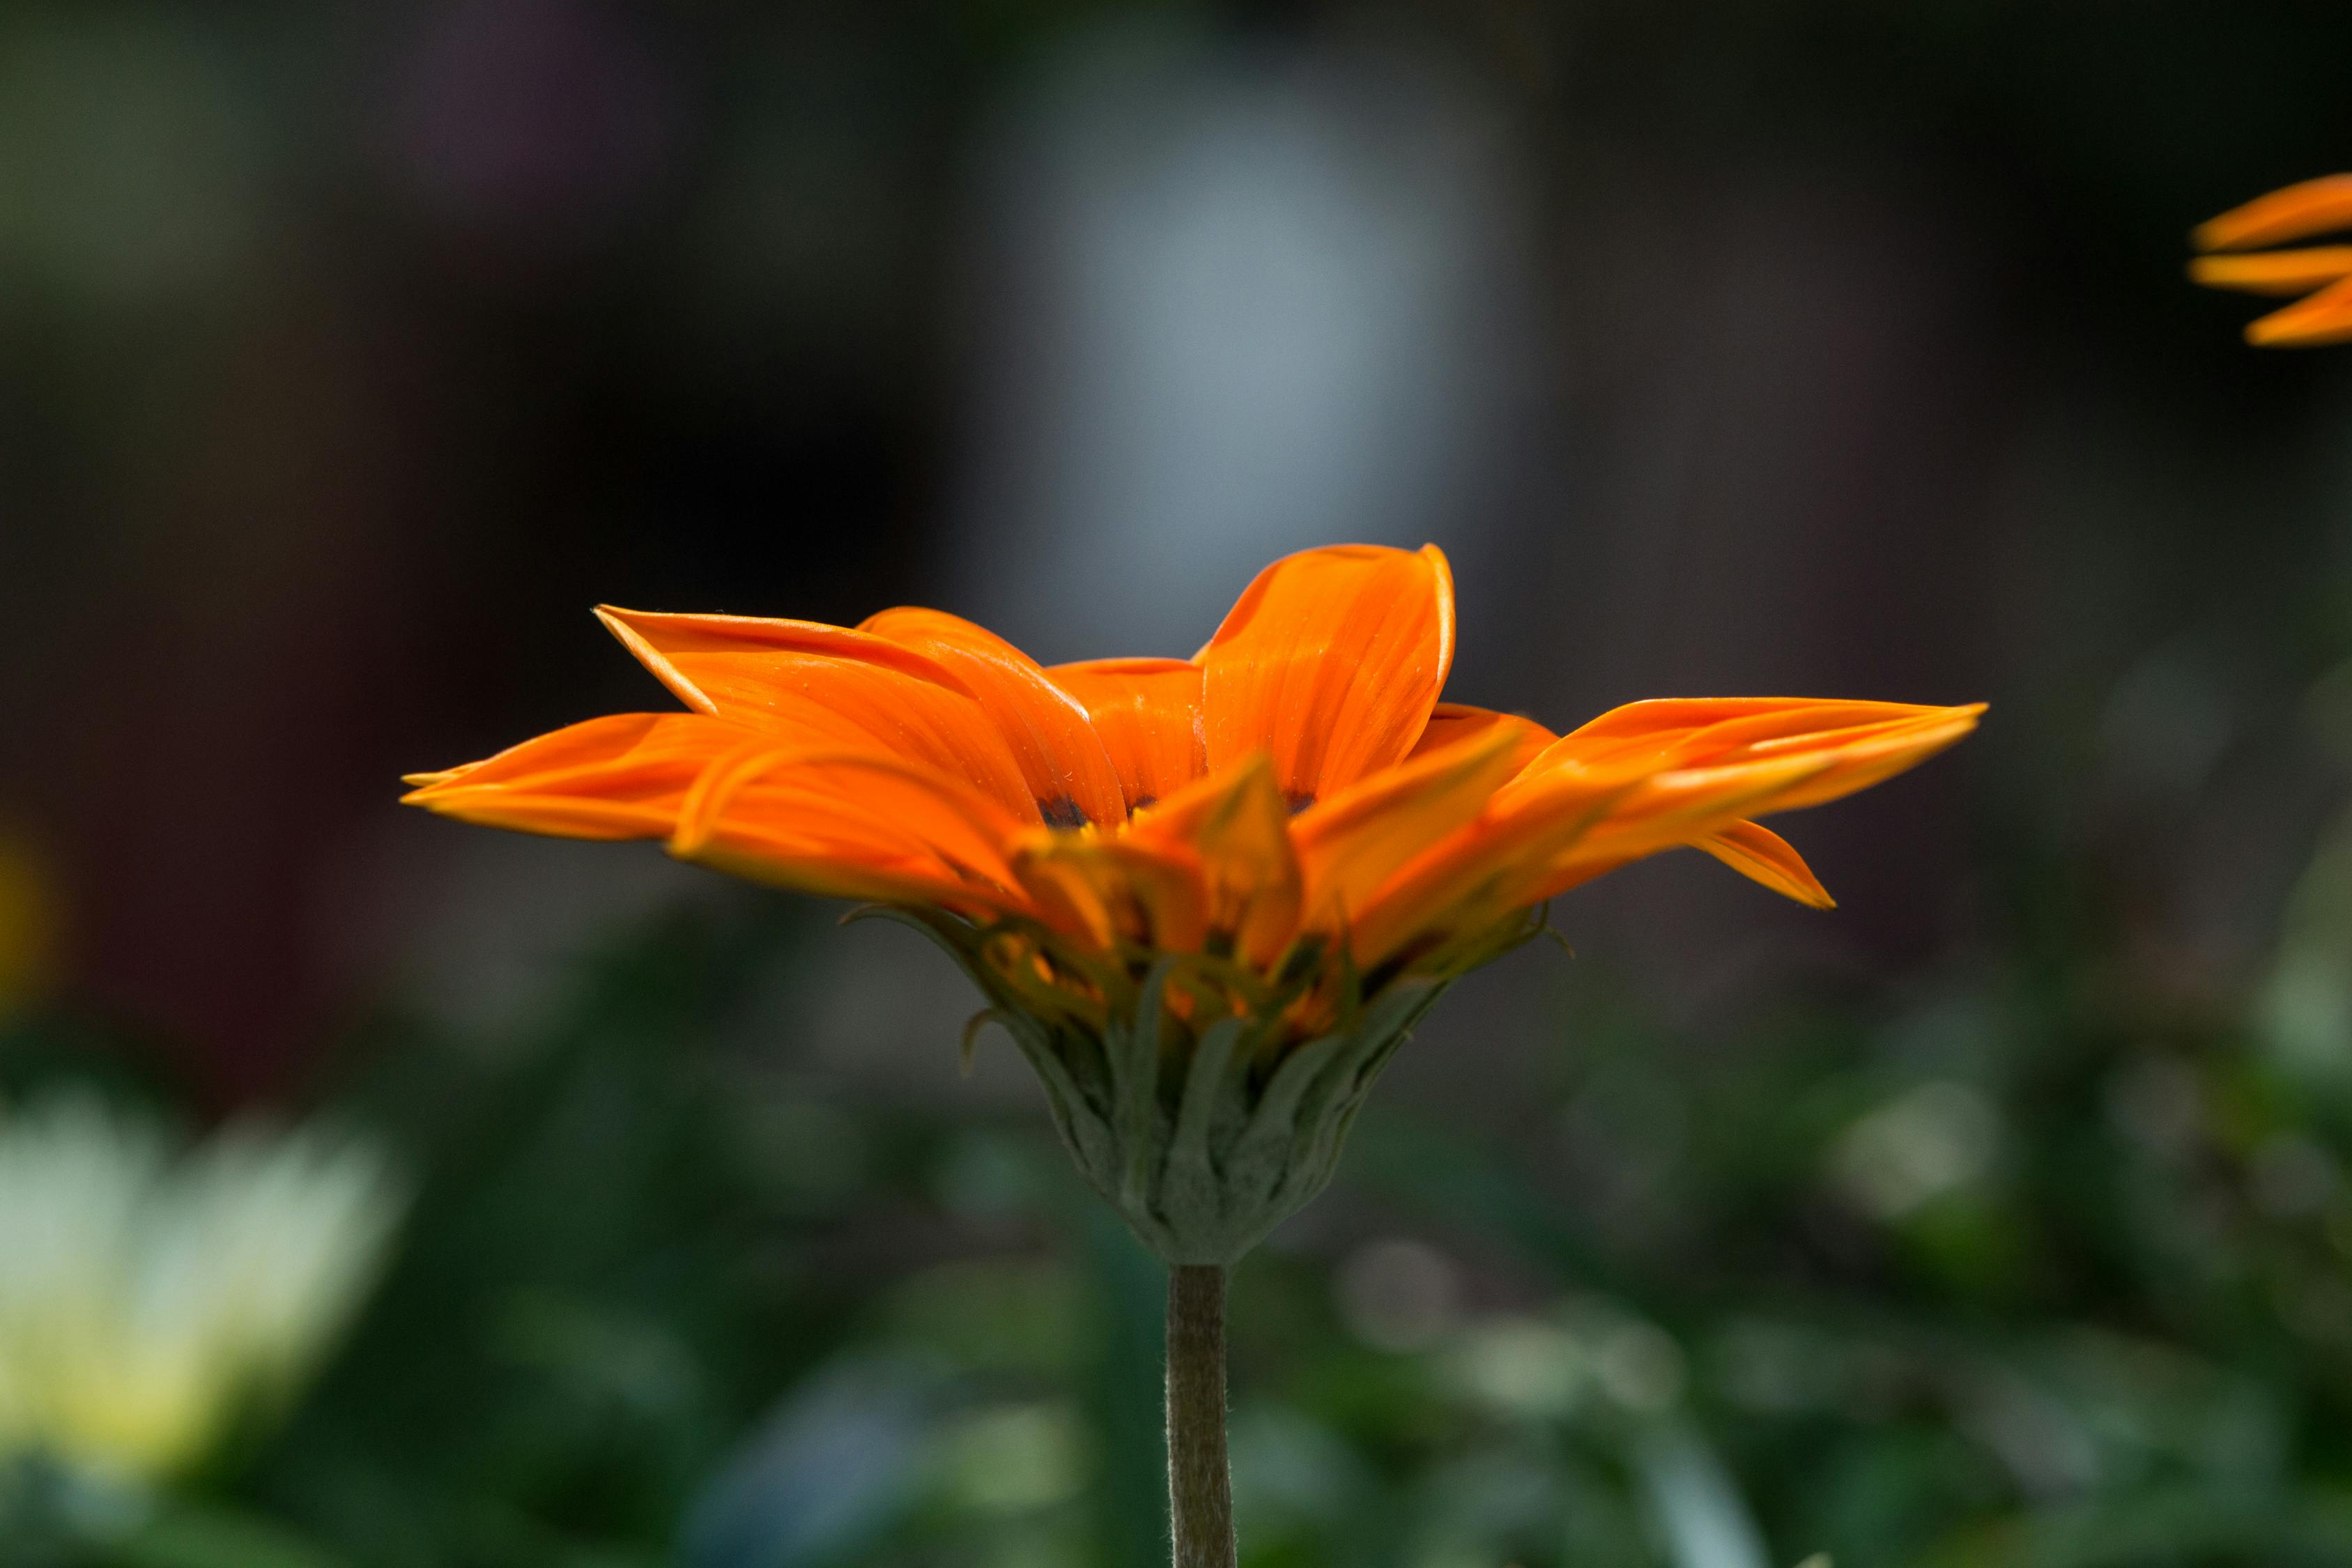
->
<box><xmin>0</xmin><ymin>1093</ymin><xmax>405</xmax><ymax>1483</ymax></box>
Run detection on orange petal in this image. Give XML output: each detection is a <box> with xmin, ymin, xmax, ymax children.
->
<box><xmin>1524</xmin><ymin>752</ymin><xmax>1844</xmax><ymax>898</ymax></box>
<box><xmin>1532</xmin><ymin>709</ymin><xmax>1980</xmax><ymax>896</ymax></box>
<box><xmin>1696</xmin><ymin>820</ymin><xmax>1834</xmax><ymax>909</ymax></box>
<box><xmin>2189</xmin><ymin>247</ymin><xmax>2352</xmax><ymax>296</ymax></box>
<box><xmin>1047</xmin><ymin>657</ymin><xmax>1206</xmax><ymax>813</ymax></box>
<box><xmin>1126</xmin><ymin>755</ymin><xmax>1302</xmax><ymax>964</ymax></box>
<box><xmin>1012</xmin><ymin>833</ymin><xmax>1208</xmax><ymax>954</ymax></box>
<box><xmin>1487</xmin><ymin>822</ymin><xmax>1836</xmax><ymax>909</ymax></box>
<box><xmin>1328</xmin><ymin>697</ymin><xmax>1982</xmax><ymax>963</ymax></box>
<box><xmin>2195</xmin><ymin>175</ymin><xmax>2352</xmax><ymax>252</ymax></box>
<box><xmin>1613</xmin><ymin>702</ymin><xmax>1983</xmax><ymax>793</ymax></box>
<box><xmin>401</xmin><ymin>713</ymin><xmax>748</xmax><ymax>839</ymax></box>
<box><xmin>861</xmin><ymin>608</ymin><xmax>1128</xmax><ymax>829</ymax></box>
<box><xmin>597</xmin><ymin>608</ymin><xmax>1038</xmax><ymax>821</ymax></box>
<box><xmin>2247</xmin><ymin>273</ymin><xmax>2352</xmax><ymax>348</ymax></box>
<box><xmin>1539</xmin><ymin>698</ymin><xmax>1957</xmax><ymax>771</ymax></box>
<box><xmin>670</xmin><ymin>745</ymin><xmax>1031</xmax><ymax>912</ymax></box>
<box><xmin>1408</xmin><ymin>702</ymin><xmax>1557</xmax><ymax>776</ymax></box>
<box><xmin>1293</xmin><ymin>721</ymin><xmax>1524</xmax><ymax>928</ymax></box>
<box><xmin>1348</xmin><ymin>760</ymin><xmax>1645</xmax><ymax>969</ymax></box>
<box><xmin>1751</xmin><ymin>709</ymin><xmax>1981</xmax><ymax>814</ymax></box>
<box><xmin>1198</xmin><ymin>544</ymin><xmax>1456</xmax><ymax>808</ymax></box>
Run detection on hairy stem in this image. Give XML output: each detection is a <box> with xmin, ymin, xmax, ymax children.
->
<box><xmin>1166</xmin><ymin>1263</ymin><xmax>1235</xmax><ymax>1568</ymax></box>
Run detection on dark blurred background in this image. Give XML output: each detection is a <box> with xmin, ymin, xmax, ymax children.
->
<box><xmin>6</xmin><ymin>3</ymin><xmax>2352</xmax><ymax>1565</ymax></box>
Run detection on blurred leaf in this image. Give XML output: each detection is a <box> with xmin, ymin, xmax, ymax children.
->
<box><xmin>111</xmin><ymin>1500</ymin><xmax>353</xmax><ymax>1568</ymax></box>
<box><xmin>1636</xmin><ymin>1425</ymin><xmax>1769</xmax><ymax>1568</ymax></box>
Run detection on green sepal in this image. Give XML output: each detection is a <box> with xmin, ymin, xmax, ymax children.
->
<box><xmin>850</xmin><ymin>903</ymin><xmax>1468</xmax><ymax>1265</ymax></box>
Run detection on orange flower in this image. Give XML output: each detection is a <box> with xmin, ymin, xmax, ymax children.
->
<box><xmin>409</xmin><ymin>544</ymin><xmax>1975</xmax><ymax>992</ymax></box>
<box><xmin>406</xmin><ymin>544</ymin><xmax>1978</xmax><ymax>1260</ymax></box>
<box><xmin>2191</xmin><ymin>174</ymin><xmax>2352</xmax><ymax>346</ymax></box>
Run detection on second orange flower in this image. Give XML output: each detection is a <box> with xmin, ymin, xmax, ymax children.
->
<box><xmin>2192</xmin><ymin>174</ymin><xmax>2352</xmax><ymax>346</ymax></box>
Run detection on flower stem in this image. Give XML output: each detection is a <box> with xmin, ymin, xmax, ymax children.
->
<box><xmin>1165</xmin><ymin>1263</ymin><xmax>1235</xmax><ymax>1568</ymax></box>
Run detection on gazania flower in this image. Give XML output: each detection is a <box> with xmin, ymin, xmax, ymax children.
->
<box><xmin>2191</xmin><ymin>174</ymin><xmax>2352</xmax><ymax>346</ymax></box>
<box><xmin>406</xmin><ymin>542</ymin><xmax>1976</xmax><ymax>1567</ymax></box>
<box><xmin>408</xmin><ymin>544</ymin><xmax>1976</xmax><ymax>1254</ymax></box>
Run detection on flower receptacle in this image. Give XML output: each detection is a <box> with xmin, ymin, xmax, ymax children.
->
<box><xmin>868</xmin><ymin>907</ymin><xmax>1452</xmax><ymax>1266</ymax></box>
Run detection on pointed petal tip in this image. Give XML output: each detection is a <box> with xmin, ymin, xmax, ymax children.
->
<box><xmin>1900</xmin><ymin>703</ymin><xmax>1985</xmax><ymax>745</ymax></box>
<box><xmin>1695</xmin><ymin>820</ymin><xmax>1838</xmax><ymax>909</ymax></box>
<box><xmin>592</xmin><ymin>603</ymin><xmax>670</xmax><ymax>650</ymax></box>
<box><xmin>390</xmin><ymin>782</ymin><xmax>502</xmax><ymax>821</ymax></box>
<box><xmin>592</xmin><ymin>604</ymin><xmax>666</xmax><ymax>638</ymax></box>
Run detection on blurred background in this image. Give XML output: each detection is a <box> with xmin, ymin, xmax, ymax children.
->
<box><xmin>5</xmin><ymin>1</ymin><xmax>2352</xmax><ymax>1564</ymax></box>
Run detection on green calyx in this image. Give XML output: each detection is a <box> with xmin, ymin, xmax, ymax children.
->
<box><xmin>858</xmin><ymin>905</ymin><xmax>1535</xmax><ymax>1265</ymax></box>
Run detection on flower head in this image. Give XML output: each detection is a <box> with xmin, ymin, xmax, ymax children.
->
<box><xmin>2191</xmin><ymin>174</ymin><xmax>2352</xmax><ymax>346</ymax></box>
<box><xmin>0</xmin><ymin>1095</ymin><xmax>404</xmax><ymax>1485</ymax></box>
<box><xmin>407</xmin><ymin>544</ymin><xmax>1977</xmax><ymax>1259</ymax></box>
